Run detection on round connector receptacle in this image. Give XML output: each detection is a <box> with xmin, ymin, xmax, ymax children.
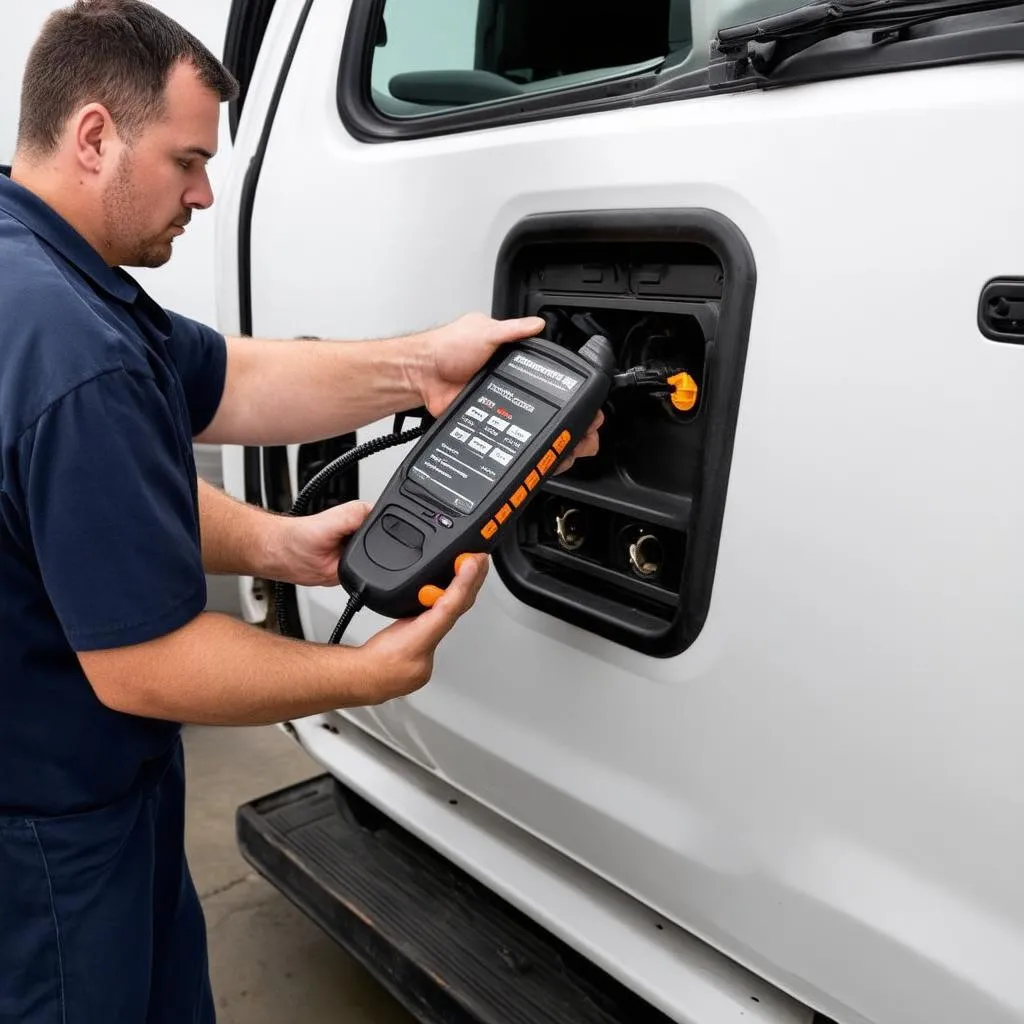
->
<box><xmin>627</xmin><ymin>532</ymin><xmax>663</xmax><ymax>579</ymax></box>
<box><xmin>555</xmin><ymin>507</ymin><xmax>587</xmax><ymax>552</ymax></box>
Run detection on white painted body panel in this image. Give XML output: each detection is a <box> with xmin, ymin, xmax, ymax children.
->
<box><xmin>219</xmin><ymin>3</ymin><xmax>1024</xmax><ymax>1020</ymax></box>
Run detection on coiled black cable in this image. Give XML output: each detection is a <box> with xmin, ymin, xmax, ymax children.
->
<box><xmin>274</xmin><ymin>424</ymin><xmax>427</xmax><ymax>642</ymax></box>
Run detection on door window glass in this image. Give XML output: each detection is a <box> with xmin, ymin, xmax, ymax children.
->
<box><xmin>370</xmin><ymin>0</ymin><xmax>692</xmax><ymax>118</ymax></box>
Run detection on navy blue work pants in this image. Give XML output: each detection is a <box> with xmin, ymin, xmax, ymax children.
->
<box><xmin>0</xmin><ymin>738</ymin><xmax>213</xmax><ymax>1023</ymax></box>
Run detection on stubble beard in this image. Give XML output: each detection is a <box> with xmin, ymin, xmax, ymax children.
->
<box><xmin>102</xmin><ymin>151</ymin><xmax>174</xmax><ymax>269</ymax></box>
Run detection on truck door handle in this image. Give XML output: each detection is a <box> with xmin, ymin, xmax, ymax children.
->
<box><xmin>979</xmin><ymin>278</ymin><xmax>1024</xmax><ymax>343</ymax></box>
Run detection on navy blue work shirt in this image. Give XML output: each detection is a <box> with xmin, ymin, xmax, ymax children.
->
<box><xmin>0</xmin><ymin>172</ymin><xmax>227</xmax><ymax>816</ymax></box>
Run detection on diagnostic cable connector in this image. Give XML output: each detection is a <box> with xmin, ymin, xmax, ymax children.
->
<box><xmin>612</xmin><ymin>365</ymin><xmax>700</xmax><ymax>413</ymax></box>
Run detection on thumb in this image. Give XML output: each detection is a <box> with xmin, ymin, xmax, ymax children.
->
<box><xmin>491</xmin><ymin>315</ymin><xmax>546</xmax><ymax>344</ymax></box>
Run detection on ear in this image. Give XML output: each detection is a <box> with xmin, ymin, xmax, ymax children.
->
<box><xmin>72</xmin><ymin>103</ymin><xmax>115</xmax><ymax>173</ymax></box>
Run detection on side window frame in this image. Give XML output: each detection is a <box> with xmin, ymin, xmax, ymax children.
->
<box><xmin>337</xmin><ymin>0</ymin><xmax>706</xmax><ymax>144</ymax></box>
<box><xmin>224</xmin><ymin>0</ymin><xmax>280</xmax><ymax>141</ymax></box>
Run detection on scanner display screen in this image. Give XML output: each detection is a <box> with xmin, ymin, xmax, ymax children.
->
<box><xmin>408</xmin><ymin>375</ymin><xmax>558</xmax><ymax>514</ymax></box>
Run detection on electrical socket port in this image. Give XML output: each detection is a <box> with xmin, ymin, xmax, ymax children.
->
<box><xmin>524</xmin><ymin>498</ymin><xmax>686</xmax><ymax>617</ymax></box>
<box><xmin>492</xmin><ymin>213</ymin><xmax>754</xmax><ymax>655</ymax></box>
<box><xmin>618</xmin><ymin>311</ymin><xmax>706</xmax><ymax>424</ymax></box>
<box><xmin>554</xmin><ymin>506</ymin><xmax>587</xmax><ymax>552</ymax></box>
<box><xmin>536</xmin><ymin>302</ymin><xmax>710</xmax><ymax>495</ymax></box>
<box><xmin>539</xmin><ymin>497</ymin><xmax>605</xmax><ymax>562</ymax></box>
<box><xmin>626</xmin><ymin>530</ymin><xmax>664</xmax><ymax>580</ymax></box>
<box><xmin>617</xmin><ymin>521</ymin><xmax>685</xmax><ymax>594</ymax></box>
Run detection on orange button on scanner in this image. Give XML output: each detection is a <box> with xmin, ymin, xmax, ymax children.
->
<box><xmin>553</xmin><ymin>430</ymin><xmax>572</xmax><ymax>454</ymax></box>
<box><xmin>525</xmin><ymin>470</ymin><xmax>540</xmax><ymax>491</ymax></box>
<box><xmin>510</xmin><ymin>486</ymin><xmax>528</xmax><ymax>508</ymax></box>
<box><xmin>419</xmin><ymin>585</ymin><xmax>445</xmax><ymax>609</ymax></box>
<box><xmin>537</xmin><ymin>450</ymin><xmax>557</xmax><ymax>475</ymax></box>
<box><xmin>481</xmin><ymin>520</ymin><xmax>498</xmax><ymax>540</ymax></box>
<box><xmin>454</xmin><ymin>553</ymin><xmax>475</xmax><ymax>574</ymax></box>
<box><xmin>495</xmin><ymin>504</ymin><xmax>512</xmax><ymax>525</ymax></box>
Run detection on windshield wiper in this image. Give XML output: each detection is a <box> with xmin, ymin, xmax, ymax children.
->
<box><xmin>714</xmin><ymin>0</ymin><xmax>1024</xmax><ymax>77</ymax></box>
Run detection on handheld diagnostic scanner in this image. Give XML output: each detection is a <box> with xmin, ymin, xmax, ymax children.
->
<box><xmin>338</xmin><ymin>334</ymin><xmax>616</xmax><ymax>619</ymax></box>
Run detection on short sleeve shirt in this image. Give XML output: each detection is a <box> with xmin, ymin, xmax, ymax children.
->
<box><xmin>0</xmin><ymin>172</ymin><xmax>227</xmax><ymax>816</ymax></box>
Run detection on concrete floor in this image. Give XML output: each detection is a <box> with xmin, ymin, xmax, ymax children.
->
<box><xmin>183</xmin><ymin>724</ymin><xmax>415</xmax><ymax>1024</ymax></box>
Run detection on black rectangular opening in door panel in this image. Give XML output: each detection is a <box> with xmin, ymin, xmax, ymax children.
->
<box><xmin>491</xmin><ymin>211</ymin><xmax>755</xmax><ymax>657</ymax></box>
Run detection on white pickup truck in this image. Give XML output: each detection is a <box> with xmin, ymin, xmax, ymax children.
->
<box><xmin>217</xmin><ymin>1</ymin><xmax>1024</xmax><ymax>1022</ymax></box>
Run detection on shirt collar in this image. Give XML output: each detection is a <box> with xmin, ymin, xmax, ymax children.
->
<box><xmin>0</xmin><ymin>171</ymin><xmax>139</xmax><ymax>305</ymax></box>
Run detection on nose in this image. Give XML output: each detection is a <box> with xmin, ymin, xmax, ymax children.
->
<box><xmin>184</xmin><ymin>169</ymin><xmax>214</xmax><ymax>212</ymax></box>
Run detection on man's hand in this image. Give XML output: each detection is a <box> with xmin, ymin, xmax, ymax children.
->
<box><xmin>417</xmin><ymin>312</ymin><xmax>546</xmax><ymax>416</ymax></box>
<box><xmin>355</xmin><ymin>553</ymin><xmax>489</xmax><ymax>703</ymax></box>
<box><xmin>271</xmin><ymin>500</ymin><xmax>373</xmax><ymax>586</ymax></box>
<box><xmin>417</xmin><ymin>312</ymin><xmax>604</xmax><ymax>473</ymax></box>
<box><xmin>272</xmin><ymin>507</ymin><xmax>489</xmax><ymax>703</ymax></box>
<box><xmin>271</xmin><ymin>495</ymin><xmax>490</xmax><ymax>697</ymax></box>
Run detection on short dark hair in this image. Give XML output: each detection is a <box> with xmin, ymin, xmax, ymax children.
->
<box><xmin>17</xmin><ymin>0</ymin><xmax>239</xmax><ymax>156</ymax></box>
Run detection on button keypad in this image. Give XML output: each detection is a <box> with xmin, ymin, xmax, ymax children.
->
<box><xmin>478</xmin><ymin>430</ymin><xmax>572</xmax><ymax>541</ymax></box>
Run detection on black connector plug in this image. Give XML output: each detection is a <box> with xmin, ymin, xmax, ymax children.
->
<box><xmin>611</xmin><ymin>365</ymin><xmax>674</xmax><ymax>394</ymax></box>
<box><xmin>612</xmin><ymin>363</ymin><xmax>701</xmax><ymax>413</ymax></box>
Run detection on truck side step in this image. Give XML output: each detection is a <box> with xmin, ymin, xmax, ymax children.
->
<box><xmin>237</xmin><ymin>774</ymin><xmax>675</xmax><ymax>1024</ymax></box>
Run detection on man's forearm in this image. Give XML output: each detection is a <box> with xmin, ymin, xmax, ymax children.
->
<box><xmin>199</xmin><ymin>333</ymin><xmax>431</xmax><ymax>447</ymax></box>
<box><xmin>81</xmin><ymin>611</ymin><xmax>415</xmax><ymax>726</ymax></box>
<box><xmin>77</xmin><ymin>560</ymin><xmax>488</xmax><ymax>727</ymax></box>
<box><xmin>198</xmin><ymin>477</ymin><xmax>286</xmax><ymax>579</ymax></box>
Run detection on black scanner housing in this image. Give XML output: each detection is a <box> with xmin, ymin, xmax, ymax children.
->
<box><xmin>339</xmin><ymin>337</ymin><xmax>613</xmax><ymax>619</ymax></box>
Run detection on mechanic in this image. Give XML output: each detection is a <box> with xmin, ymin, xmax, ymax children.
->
<box><xmin>0</xmin><ymin>2</ymin><xmax>602</xmax><ymax>1021</ymax></box>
